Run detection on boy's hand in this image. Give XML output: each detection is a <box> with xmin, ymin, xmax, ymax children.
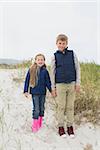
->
<box><xmin>51</xmin><ymin>89</ymin><xmax>57</xmax><ymax>97</ymax></box>
<box><xmin>24</xmin><ymin>92</ymin><xmax>30</xmax><ymax>98</ymax></box>
<box><xmin>75</xmin><ymin>84</ymin><xmax>80</xmax><ymax>93</ymax></box>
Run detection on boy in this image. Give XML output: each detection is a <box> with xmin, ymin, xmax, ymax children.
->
<box><xmin>50</xmin><ymin>34</ymin><xmax>80</xmax><ymax>137</ymax></box>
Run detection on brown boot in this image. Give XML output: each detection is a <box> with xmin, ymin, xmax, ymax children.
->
<box><xmin>58</xmin><ymin>127</ymin><xmax>66</xmax><ymax>137</ymax></box>
<box><xmin>67</xmin><ymin>126</ymin><xmax>75</xmax><ymax>137</ymax></box>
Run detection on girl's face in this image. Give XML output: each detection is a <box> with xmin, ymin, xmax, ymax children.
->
<box><xmin>35</xmin><ymin>56</ymin><xmax>45</xmax><ymax>67</ymax></box>
<box><xmin>56</xmin><ymin>40</ymin><xmax>67</xmax><ymax>51</ymax></box>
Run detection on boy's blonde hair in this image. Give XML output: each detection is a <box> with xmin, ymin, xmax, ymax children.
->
<box><xmin>56</xmin><ymin>34</ymin><xmax>68</xmax><ymax>44</ymax></box>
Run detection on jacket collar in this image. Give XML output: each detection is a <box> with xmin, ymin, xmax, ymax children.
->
<box><xmin>56</xmin><ymin>47</ymin><xmax>68</xmax><ymax>54</ymax></box>
<box><xmin>39</xmin><ymin>65</ymin><xmax>46</xmax><ymax>70</ymax></box>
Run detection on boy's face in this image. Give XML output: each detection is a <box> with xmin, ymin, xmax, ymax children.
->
<box><xmin>56</xmin><ymin>40</ymin><xmax>67</xmax><ymax>51</ymax></box>
<box><xmin>35</xmin><ymin>56</ymin><xmax>45</xmax><ymax>67</ymax></box>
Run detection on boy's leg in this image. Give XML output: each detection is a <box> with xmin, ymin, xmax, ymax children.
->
<box><xmin>65</xmin><ymin>83</ymin><xmax>75</xmax><ymax>127</ymax></box>
<box><xmin>55</xmin><ymin>84</ymin><xmax>66</xmax><ymax>127</ymax></box>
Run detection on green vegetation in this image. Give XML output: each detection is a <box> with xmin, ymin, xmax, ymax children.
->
<box><xmin>75</xmin><ymin>62</ymin><xmax>100</xmax><ymax>124</ymax></box>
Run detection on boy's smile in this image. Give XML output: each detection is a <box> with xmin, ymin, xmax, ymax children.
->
<box><xmin>56</xmin><ymin>40</ymin><xmax>67</xmax><ymax>52</ymax></box>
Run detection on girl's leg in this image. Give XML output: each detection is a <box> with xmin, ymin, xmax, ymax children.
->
<box><xmin>39</xmin><ymin>95</ymin><xmax>46</xmax><ymax>117</ymax></box>
<box><xmin>31</xmin><ymin>95</ymin><xmax>40</xmax><ymax>132</ymax></box>
<box><xmin>38</xmin><ymin>95</ymin><xmax>46</xmax><ymax>127</ymax></box>
<box><xmin>32</xmin><ymin>95</ymin><xmax>40</xmax><ymax>119</ymax></box>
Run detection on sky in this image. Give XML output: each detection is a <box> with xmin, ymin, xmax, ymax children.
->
<box><xmin>0</xmin><ymin>0</ymin><xmax>100</xmax><ymax>64</ymax></box>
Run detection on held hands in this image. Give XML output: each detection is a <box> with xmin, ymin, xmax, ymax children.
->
<box><xmin>75</xmin><ymin>84</ymin><xmax>80</xmax><ymax>93</ymax></box>
<box><xmin>51</xmin><ymin>89</ymin><xmax>57</xmax><ymax>97</ymax></box>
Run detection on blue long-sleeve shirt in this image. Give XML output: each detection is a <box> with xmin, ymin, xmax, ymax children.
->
<box><xmin>24</xmin><ymin>67</ymin><xmax>52</xmax><ymax>95</ymax></box>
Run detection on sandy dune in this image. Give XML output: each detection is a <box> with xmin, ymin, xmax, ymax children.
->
<box><xmin>0</xmin><ymin>69</ymin><xmax>100</xmax><ymax>150</ymax></box>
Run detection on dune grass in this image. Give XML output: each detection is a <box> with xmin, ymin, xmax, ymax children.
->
<box><xmin>75</xmin><ymin>62</ymin><xmax>100</xmax><ymax>124</ymax></box>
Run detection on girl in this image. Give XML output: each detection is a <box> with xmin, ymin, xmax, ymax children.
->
<box><xmin>24</xmin><ymin>54</ymin><xmax>52</xmax><ymax>132</ymax></box>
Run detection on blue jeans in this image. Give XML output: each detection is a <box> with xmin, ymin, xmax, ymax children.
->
<box><xmin>32</xmin><ymin>95</ymin><xmax>46</xmax><ymax>119</ymax></box>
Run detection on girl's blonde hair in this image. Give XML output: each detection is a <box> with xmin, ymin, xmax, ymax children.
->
<box><xmin>29</xmin><ymin>53</ymin><xmax>46</xmax><ymax>87</ymax></box>
<box><xmin>35</xmin><ymin>53</ymin><xmax>45</xmax><ymax>61</ymax></box>
<box><xmin>31</xmin><ymin>53</ymin><xmax>45</xmax><ymax>64</ymax></box>
<box><xmin>31</xmin><ymin>53</ymin><xmax>46</xmax><ymax>67</ymax></box>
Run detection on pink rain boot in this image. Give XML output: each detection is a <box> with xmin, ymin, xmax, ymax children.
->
<box><xmin>32</xmin><ymin>119</ymin><xmax>39</xmax><ymax>132</ymax></box>
<box><xmin>38</xmin><ymin>116</ymin><xmax>43</xmax><ymax>128</ymax></box>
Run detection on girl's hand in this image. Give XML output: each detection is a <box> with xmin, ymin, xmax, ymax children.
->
<box><xmin>24</xmin><ymin>92</ymin><xmax>30</xmax><ymax>98</ymax></box>
<box><xmin>75</xmin><ymin>84</ymin><xmax>80</xmax><ymax>93</ymax></box>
